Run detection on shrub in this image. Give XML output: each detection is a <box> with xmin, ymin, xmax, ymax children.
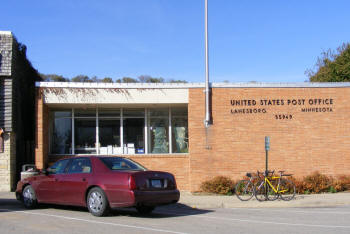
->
<box><xmin>200</xmin><ymin>172</ymin><xmax>350</xmax><ymax>195</ymax></box>
<box><xmin>294</xmin><ymin>172</ymin><xmax>350</xmax><ymax>194</ymax></box>
<box><xmin>200</xmin><ymin>176</ymin><xmax>235</xmax><ymax>195</ymax></box>
<box><xmin>333</xmin><ymin>175</ymin><xmax>350</xmax><ymax>191</ymax></box>
<box><xmin>301</xmin><ymin>171</ymin><xmax>332</xmax><ymax>193</ymax></box>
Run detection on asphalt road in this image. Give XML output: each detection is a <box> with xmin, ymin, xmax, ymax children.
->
<box><xmin>1</xmin><ymin>198</ymin><xmax>350</xmax><ymax>234</ymax></box>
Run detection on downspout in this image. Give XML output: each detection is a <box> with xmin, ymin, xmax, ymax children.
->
<box><xmin>204</xmin><ymin>0</ymin><xmax>211</xmax><ymax>128</ymax></box>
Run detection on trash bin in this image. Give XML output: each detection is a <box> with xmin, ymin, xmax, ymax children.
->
<box><xmin>20</xmin><ymin>164</ymin><xmax>39</xmax><ymax>180</ymax></box>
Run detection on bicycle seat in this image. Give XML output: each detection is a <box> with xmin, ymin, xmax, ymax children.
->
<box><xmin>246</xmin><ymin>173</ymin><xmax>252</xmax><ymax>178</ymax></box>
<box><xmin>278</xmin><ymin>170</ymin><xmax>285</xmax><ymax>174</ymax></box>
<box><xmin>264</xmin><ymin>170</ymin><xmax>274</xmax><ymax>176</ymax></box>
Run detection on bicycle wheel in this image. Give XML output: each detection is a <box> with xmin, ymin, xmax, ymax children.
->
<box><xmin>235</xmin><ymin>180</ymin><xmax>254</xmax><ymax>201</ymax></box>
<box><xmin>254</xmin><ymin>180</ymin><xmax>267</xmax><ymax>202</ymax></box>
<box><xmin>279</xmin><ymin>178</ymin><xmax>296</xmax><ymax>201</ymax></box>
<box><xmin>266</xmin><ymin>179</ymin><xmax>278</xmax><ymax>201</ymax></box>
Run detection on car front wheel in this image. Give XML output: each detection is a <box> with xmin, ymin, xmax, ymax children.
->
<box><xmin>87</xmin><ymin>187</ymin><xmax>110</xmax><ymax>217</ymax></box>
<box><xmin>22</xmin><ymin>185</ymin><xmax>38</xmax><ymax>209</ymax></box>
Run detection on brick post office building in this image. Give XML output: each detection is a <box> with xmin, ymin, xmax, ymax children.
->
<box><xmin>35</xmin><ymin>82</ymin><xmax>350</xmax><ymax>191</ymax></box>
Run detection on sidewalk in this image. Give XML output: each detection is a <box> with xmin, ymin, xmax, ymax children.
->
<box><xmin>1</xmin><ymin>191</ymin><xmax>350</xmax><ymax>209</ymax></box>
<box><xmin>179</xmin><ymin>191</ymin><xmax>350</xmax><ymax>209</ymax></box>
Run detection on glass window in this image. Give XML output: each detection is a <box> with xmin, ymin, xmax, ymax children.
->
<box><xmin>149</xmin><ymin>108</ymin><xmax>169</xmax><ymax>153</ymax></box>
<box><xmin>99</xmin><ymin>109</ymin><xmax>120</xmax><ymax>118</ymax></box>
<box><xmin>99</xmin><ymin>119</ymin><xmax>121</xmax><ymax>155</ymax></box>
<box><xmin>172</xmin><ymin>119</ymin><xmax>188</xmax><ymax>153</ymax></box>
<box><xmin>149</xmin><ymin>108</ymin><xmax>169</xmax><ymax>117</ymax></box>
<box><xmin>75</xmin><ymin>109</ymin><xmax>96</xmax><ymax>117</ymax></box>
<box><xmin>172</xmin><ymin>107</ymin><xmax>188</xmax><ymax>153</ymax></box>
<box><xmin>123</xmin><ymin>118</ymin><xmax>145</xmax><ymax>154</ymax></box>
<box><xmin>124</xmin><ymin>108</ymin><xmax>145</xmax><ymax>117</ymax></box>
<box><xmin>50</xmin><ymin>111</ymin><xmax>72</xmax><ymax>154</ymax></box>
<box><xmin>54</xmin><ymin>111</ymin><xmax>72</xmax><ymax>118</ymax></box>
<box><xmin>47</xmin><ymin>159</ymin><xmax>70</xmax><ymax>174</ymax></box>
<box><xmin>171</xmin><ymin>107</ymin><xmax>188</xmax><ymax>116</ymax></box>
<box><xmin>49</xmin><ymin>106</ymin><xmax>188</xmax><ymax>155</ymax></box>
<box><xmin>99</xmin><ymin>157</ymin><xmax>146</xmax><ymax>171</ymax></box>
<box><xmin>66</xmin><ymin>157</ymin><xmax>92</xmax><ymax>174</ymax></box>
<box><xmin>75</xmin><ymin>119</ymin><xmax>96</xmax><ymax>154</ymax></box>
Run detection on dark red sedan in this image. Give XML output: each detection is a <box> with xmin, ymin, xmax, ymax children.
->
<box><xmin>16</xmin><ymin>156</ymin><xmax>180</xmax><ymax>216</ymax></box>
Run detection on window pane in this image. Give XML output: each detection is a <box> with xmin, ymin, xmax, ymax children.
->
<box><xmin>99</xmin><ymin>119</ymin><xmax>121</xmax><ymax>155</ymax></box>
<box><xmin>123</xmin><ymin>118</ymin><xmax>145</xmax><ymax>154</ymax></box>
<box><xmin>99</xmin><ymin>109</ymin><xmax>120</xmax><ymax>118</ymax></box>
<box><xmin>51</xmin><ymin>117</ymin><xmax>72</xmax><ymax>154</ymax></box>
<box><xmin>99</xmin><ymin>157</ymin><xmax>146</xmax><ymax>171</ymax></box>
<box><xmin>48</xmin><ymin>159</ymin><xmax>70</xmax><ymax>174</ymax></box>
<box><xmin>75</xmin><ymin>109</ymin><xmax>96</xmax><ymax>117</ymax></box>
<box><xmin>149</xmin><ymin>117</ymin><xmax>169</xmax><ymax>153</ymax></box>
<box><xmin>74</xmin><ymin>119</ymin><xmax>96</xmax><ymax>154</ymax></box>
<box><xmin>172</xmin><ymin>117</ymin><xmax>188</xmax><ymax>153</ymax></box>
<box><xmin>123</xmin><ymin>108</ymin><xmax>144</xmax><ymax>117</ymax></box>
<box><xmin>149</xmin><ymin>108</ymin><xmax>168</xmax><ymax>117</ymax></box>
<box><xmin>67</xmin><ymin>158</ymin><xmax>92</xmax><ymax>174</ymax></box>
<box><xmin>171</xmin><ymin>107</ymin><xmax>188</xmax><ymax>116</ymax></box>
<box><xmin>54</xmin><ymin>111</ymin><xmax>71</xmax><ymax>118</ymax></box>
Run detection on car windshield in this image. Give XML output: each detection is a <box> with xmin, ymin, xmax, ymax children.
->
<box><xmin>99</xmin><ymin>157</ymin><xmax>146</xmax><ymax>171</ymax></box>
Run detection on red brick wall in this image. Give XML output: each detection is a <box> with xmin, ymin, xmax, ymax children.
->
<box><xmin>189</xmin><ymin>87</ymin><xmax>350</xmax><ymax>191</ymax></box>
<box><xmin>35</xmin><ymin>89</ymin><xmax>49</xmax><ymax>169</ymax></box>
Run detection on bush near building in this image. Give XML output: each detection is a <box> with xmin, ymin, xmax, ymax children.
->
<box><xmin>200</xmin><ymin>176</ymin><xmax>235</xmax><ymax>195</ymax></box>
<box><xmin>293</xmin><ymin>171</ymin><xmax>350</xmax><ymax>194</ymax></box>
<box><xmin>200</xmin><ymin>172</ymin><xmax>350</xmax><ymax>195</ymax></box>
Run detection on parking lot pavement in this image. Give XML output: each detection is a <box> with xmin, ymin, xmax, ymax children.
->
<box><xmin>1</xmin><ymin>192</ymin><xmax>350</xmax><ymax>234</ymax></box>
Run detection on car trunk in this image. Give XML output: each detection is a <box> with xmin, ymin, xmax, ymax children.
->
<box><xmin>130</xmin><ymin>171</ymin><xmax>177</xmax><ymax>191</ymax></box>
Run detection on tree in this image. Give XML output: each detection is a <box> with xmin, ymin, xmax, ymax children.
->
<box><xmin>90</xmin><ymin>76</ymin><xmax>101</xmax><ymax>83</ymax></box>
<box><xmin>306</xmin><ymin>43</ymin><xmax>350</xmax><ymax>82</ymax></box>
<box><xmin>101</xmin><ymin>77</ymin><xmax>113</xmax><ymax>83</ymax></box>
<box><xmin>40</xmin><ymin>73</ymin><xmax>68</xmax><ymax>82</ymax></box>
<box><xmin>169</xmin><ymin>79</ymin><xmax>188</xmax><ymax>83</ymax></box>
<box><xmin>71</xmin><ymin>75</ymin><xmax>91</xmax><ymax>82</ymax></box>
<box><xmin>138</xmin><ymin>75</ymin><xmax>164</xmax><ymax>83</ymax></box>
<box><xmin>120</xmin><ymin>77</ymin><xmax>139</xmax><ymax>83</ymax></box>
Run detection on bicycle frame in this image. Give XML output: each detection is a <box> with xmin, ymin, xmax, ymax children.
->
<box><xmin>263</xmin><ymin>176</ymin><xmax>289</xmax><ymax>194</ymax></box>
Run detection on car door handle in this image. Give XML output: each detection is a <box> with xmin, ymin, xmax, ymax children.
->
<box><xmin>55</xmin><ymin>178</ymin><xmax>58</xmax><ymax>182</ymax></box>
<box><xmin>82</xmin><ymin>178</ymin><xmax>86</xmax><ymax>181</ymax></box>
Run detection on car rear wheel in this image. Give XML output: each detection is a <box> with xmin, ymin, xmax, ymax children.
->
<box><xmin>22</xmin><ymin>185</ymin><xmax>38</xmax><ymax>209</ymax></box>
<box><xmin>87</xmin><ymin>187</ymin><xmax>110</xmax><ymax>217</ymax></box>
<box><xmin>136</xmin><ymin>205</ymin><xmax>155</xmax><ymax>215</ymax></box>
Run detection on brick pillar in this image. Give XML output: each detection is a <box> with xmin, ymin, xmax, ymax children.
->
<box><xmin>0</xmin><ymin>132</ymin><xmax>16</xmax><ymax>191</ymax></box>
<box><xmin>35</xmin><ymin>89</ymin><xmax>48</xmax><ymax>169</ymax></box>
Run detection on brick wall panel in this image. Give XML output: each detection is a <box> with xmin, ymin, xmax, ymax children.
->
<box><xmin>189</xmin><ymin>87</ymin><xmax>350</xmax><ymax>191</ymax></box>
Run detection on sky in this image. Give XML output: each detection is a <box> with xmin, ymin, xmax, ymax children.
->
<box><xmin>1</xmin><ymin>0</ymin><xmax>350</xmax><ymax>83</ymax></box>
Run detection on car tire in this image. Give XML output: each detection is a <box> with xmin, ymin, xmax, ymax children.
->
<box><xmin>136</xmin><ymin>205</ymin><xmax>155</xmax><ymax>215</ymax></box>
<box><xmin>22</xmin><ymin>185</ymin><xmax>38</xmax><ymax>209</ymax></box>
<box><xmin>87</xmin><ymin>187</ymin><xmax>110</xmax><ymax>217</ymax></box>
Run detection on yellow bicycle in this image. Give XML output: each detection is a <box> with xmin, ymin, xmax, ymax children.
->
<box><xmin>254</xmin><ymin>170</ymin><xmax>296</xmax><ymax>201</ymax></box>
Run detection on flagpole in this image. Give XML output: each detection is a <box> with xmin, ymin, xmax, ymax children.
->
<box><xmin>204</xmin><ymin>0</ymin><xmax>211</xmax><ymax>127</ymax></box>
